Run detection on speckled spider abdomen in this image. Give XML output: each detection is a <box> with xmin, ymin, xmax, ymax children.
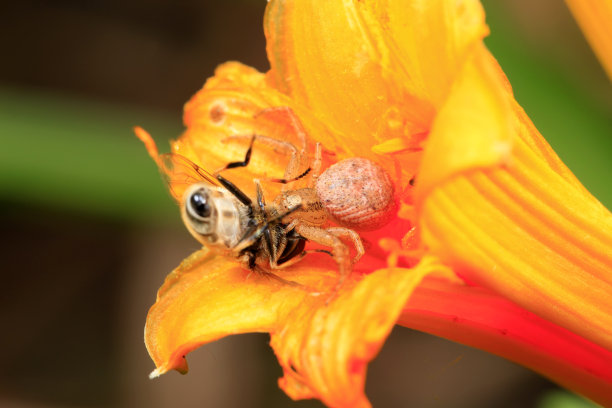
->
<box><xmin>315</xmin><ymin>157</ymin><xmax>397</xmax><ymax>231</ymax></box>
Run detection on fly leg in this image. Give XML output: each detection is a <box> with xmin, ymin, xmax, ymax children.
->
<box><xmin>229</xmin><ymin>179</ymin><xmax>273</xmax><ymax>254</ymax></box>
<box><xmin>254</xmin><ymin>178</ymin><xmax>282</xmax><ymax>264</ymax></box>
<box><xmin>221</xmin><ymin>133</ymin><xmax>309</xmax><ymax>189</ymax></box>
<box><xmin>214</xmin><ymin>134</ymin><xmax>256</xmax><ymax>175</ymax></box>
<box><xmin>216</xmin><ymin>133</ymin><xmax>306</xmax><ymax>183</ymax></box>
<box><xmin>223</xmin><ymin>106</ymin><xmax>313</xmax><ymax>190</ymax></box>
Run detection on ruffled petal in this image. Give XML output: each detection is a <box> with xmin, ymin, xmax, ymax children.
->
<box><xmin>264</xmin><ymin>0</ymin><xmax>488</xmax><ymax>158</ymax></box>
<box><xmin>144</xmin><ymin>245</ymin><xmax>443</xmax><ymax>407</ymax></box>
<box><xmin>272</xmin><ymin>257</ymin><xmax>442</xmax><ymax>407</ymax></box>
<box><xmin>400</xmin><ymin>276</ymin><xmax>612</xmax><ymax>407</ymax></box>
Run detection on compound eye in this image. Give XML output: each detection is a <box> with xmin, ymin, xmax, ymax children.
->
<box><xmin>188</xmin><ymin>190</ymin><xmax>211</xmax><ymax>220</ymax></box>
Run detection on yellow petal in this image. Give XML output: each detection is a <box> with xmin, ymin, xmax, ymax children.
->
<box><xmin>144</xmin><ymin>243</ymin><xmax>443</xmax><ymax>407</ymax></box>
<box><xmin>264</xmin><ymin>0</ymin><xmax>488</xmax><ymax>159</ymax></box>
<box><xmin>145</xmin><ymin>248</ymin><xmax>298</xmax><ymax>376</ymax></box>
<box><xmin>566</xmin><ymin>0</ymin><xmax>612</xmax><ymax>81</ymax></box>
<box><xmin>416</xmin><ymin>46</ymin><xmax>612</xmax><ymax>351</ymax></box>
<box><xmin>272</xmin><ymin>257</ymin><xmax>441</xmax><ymax>407</ymax></box>
<box><xmin>415</xmin><ymin>45</ymin><xmax>513</xmax><ymax>200</ymax></box>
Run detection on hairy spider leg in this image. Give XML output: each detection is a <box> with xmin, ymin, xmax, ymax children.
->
<box><xmin>308</xmin><ymin>143</ymin><xmax>323</xmax><ymax>188</ymax></box>
<box><xmin>291</xmin><ymin>220</ymin><xmax>353</xmax><ymax>295</ymax></box>
<box><xmin>221</xmin><ymin>133</ymin><xmax>311</xmax><ymax>188</ymax></box>
<box><xmin>326</xmin><ymin>227</ymin><xmax>365</xmax><ymax>263</ymax></box>
<box><xmin>254</xmin><ymin>106</ymin><xmax>308</xmax><ymax>154</ymax></box>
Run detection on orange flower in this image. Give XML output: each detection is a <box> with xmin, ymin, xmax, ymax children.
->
<box><xmin>138</xmin><ymin>1</ymin><xmax>612</xmax><ymax>407</ymax></box>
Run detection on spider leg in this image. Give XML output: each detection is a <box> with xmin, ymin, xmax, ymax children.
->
<box><xmin>325</xmin><ymin>227</ymin><xmax>365</xmax><ymax>263</ymax></box>
<box><xmin>308</xmin><ymin>143</ymin><xmax>323</xmax><ymax>188</ymax></box>
<box><xmin>222</xmin><ymin>133</ymin><xmax>308</xmax><ymax>190</ymax></box>
<box><xmin>254</xmin><ymin>106</ymin><xmax>308</xmax><ymax>152</ymax></box>
<box><xmin>293</xmin><ymin>221</ymin><xmax>352</xmax><ymax>297</ymax></box>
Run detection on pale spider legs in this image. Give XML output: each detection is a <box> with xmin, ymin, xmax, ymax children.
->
<box><xmin>220</xmin><ymin>130</ymin><xmax>365</xmax><ymax>292</ymax></box>
<box><xmin>263</xmin><ymin>133</ymin><xmax>364</xmax><ymax>292</ymax></box>
<box><xmin>215</xmin><ymin>137</ymin><xmax>333</xmax><ymax>272</ymax></box>
<box><xmin>216</xmin><ymin>106</ymin><xmax>311</xmax><ymax>187</ymax></box>
<box><xmin>222</xmin><ymin>132</ymin><xmax>363</xmax><ymax>263</ymax></box>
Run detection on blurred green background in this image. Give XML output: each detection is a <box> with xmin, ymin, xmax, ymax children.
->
<box><xmin>0</xmin><ymin>1</ymin><xmax>608</xmax><ymax>407</ymax></box>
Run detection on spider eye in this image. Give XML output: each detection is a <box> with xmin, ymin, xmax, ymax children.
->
<box><xmin>188</xmin><ymin>190</ymin><xmax>211</xmax><ymax>219</ymax></box>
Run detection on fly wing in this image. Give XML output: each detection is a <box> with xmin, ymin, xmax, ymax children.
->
<box><xmin>158</xmin><ymin>153</ymin><xmax>221</xmax><ymax>201</ymax></box>
<box><xmin>135</xmin><ymin>126</ymin><xmax>220</xmax><ymax>202</ymax></box>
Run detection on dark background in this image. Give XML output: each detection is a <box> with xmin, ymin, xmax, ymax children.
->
<box><xmin>0</xmin><ymin>1</ymin><xmax>609</xmax><ymax>407</ymax></box>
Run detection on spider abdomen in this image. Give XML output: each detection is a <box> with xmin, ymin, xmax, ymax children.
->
<box><xmin>315</xmin><ymin>158</ymin><xmax>396</xmax><ymax>231</ymax></box>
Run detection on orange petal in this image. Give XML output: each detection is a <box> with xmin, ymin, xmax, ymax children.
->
<box><xmin>400</xmin><ymin>276</ymin><xmax>612</xmax><ymax>407</ymax></box>
<box><xmin>176</xmin><ymin>62</ymin><xmax>296</xmax><ymax>198</ymax></box>
<box><xmin>420</xmin><ymin>138</ymin><xmax>612</xmax><ymax>350</ymax></box>
<box><xmin>566</xmin><ymin>0</ymin><xmax>612</xmax><ymax>81</ymax></box>
<box><xmin>139</xmin><ymin>62</ymin><xmax>340</xmax><ymax>200</ymax></box>
<box><xmin>145</xmin><ymin>244</ymin><xmax>444</xmax><ymax>406</ymax></box>
<box><xmin>415</xmin><ymin>45</ymin><xmax>513</xmax><ymax>200</ymax></box>
<box><xmin>272</xmin><ymin>257</ymin><xmax>442</xmax><ymax>407</ymax></box>
<box><xmin>146</xmin><ymin>249</ymin><xmax>286</xmax><ymax>376</ymax></box>
<box><xmin>416</xmin><ymin>46</ymin><xmax>612</xmax><ymax>352</ymax></box>
<box><xmin>264</xmin><ymin>0</ymin><xmax>488</xmax><ymax>158</ymax></box>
